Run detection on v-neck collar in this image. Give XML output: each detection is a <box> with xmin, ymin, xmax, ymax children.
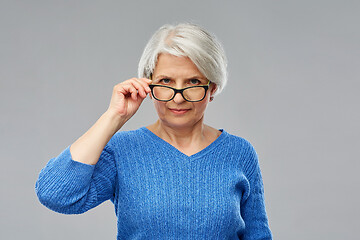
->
<box><xmin>140</xmin><ymin>127</ymin><xmax>228</xmax><ymax>159</ymax></box>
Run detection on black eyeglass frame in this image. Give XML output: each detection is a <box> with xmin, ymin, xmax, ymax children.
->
<box><xmin>148</xmin><ymin>81</ymin><xmax>211</xmax><ymax>102</ymax></box>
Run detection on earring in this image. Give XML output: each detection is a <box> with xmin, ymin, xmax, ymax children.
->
<box><xmin>210</xmin><ymin>96</ymin><xmax>214</xmax><ymax>102</ymax></box>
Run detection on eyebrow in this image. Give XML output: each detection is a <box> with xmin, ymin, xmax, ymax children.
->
<box><xmin>154</xmin><ymin>75</ymin><xmax>207</xmax><ymax>80</ymax></box>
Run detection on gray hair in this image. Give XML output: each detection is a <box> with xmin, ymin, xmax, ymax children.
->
<box><xmin>137</xmin><ymin>23</ymin><xmax>228</xmax><ymax>95</ymax></box>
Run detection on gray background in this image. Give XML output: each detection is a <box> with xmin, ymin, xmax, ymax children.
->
<box><xmin>1</xmin><ymin>0</ymin><xmax>359</xmax><ymax>239</ymax></box>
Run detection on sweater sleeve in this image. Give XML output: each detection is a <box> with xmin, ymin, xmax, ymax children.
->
<box><xmin>240</xmin><ymin>144</ymin><xmax>272</xmax><ymax>240</ymax></box>
<box><xmin>35</xmin><ymin>141</ymin><xmax>117</xmax><ymax>214</ymax></box>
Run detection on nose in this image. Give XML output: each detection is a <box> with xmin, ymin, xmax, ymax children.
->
<box><xmin>172</xmin><ymin>92</ymin><xmax>186</xmax><ymax>103</ymax></box>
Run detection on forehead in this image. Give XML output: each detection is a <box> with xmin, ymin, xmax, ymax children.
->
<box><xmin>153</xmin><ymin>53</ymin><xmax>206</xmax><ymax>79</ymax></box>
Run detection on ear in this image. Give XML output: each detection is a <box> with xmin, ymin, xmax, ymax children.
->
<box><xmin>209</xmin><ymin>83</ymin><xmax>217</xmax><ymax>102</ymax></box>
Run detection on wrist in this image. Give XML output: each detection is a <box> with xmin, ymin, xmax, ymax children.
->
<box><xmin>102</xmin><ymin>110</ymin><xmax>127</xmax><ymax>133</ymax></box>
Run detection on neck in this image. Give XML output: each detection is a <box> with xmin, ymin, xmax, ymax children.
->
<box><xmin>150</xmin><ymin>118</ymin><xmax>207</xmax><ymax>149</ymax></box>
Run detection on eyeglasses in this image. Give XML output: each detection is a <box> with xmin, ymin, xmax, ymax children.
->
<box><xmin>149</xmin><ymin>81</ymin><xmax>210</xmax><ymax>102</ymax></box>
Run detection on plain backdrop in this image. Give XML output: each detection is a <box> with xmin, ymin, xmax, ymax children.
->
<box><xmin>1</xmin><ymin>0</ymin><xmax>359</xmax><ymax>239</ymax></box>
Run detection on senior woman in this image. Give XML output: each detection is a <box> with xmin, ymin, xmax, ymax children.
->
<box><xmin>35</xmin><ymin>23</ymin><xmax>272</xmax><ymax>239</ymax></box>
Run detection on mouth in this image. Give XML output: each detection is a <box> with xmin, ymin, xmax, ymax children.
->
<box><xmin>168</xmin><ymin>108</ymin><xmax>190</xmax><ymax>114</ymax></box>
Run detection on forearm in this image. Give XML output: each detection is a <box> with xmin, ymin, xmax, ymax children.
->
<box><xmin>70</xmin><ymin>110</ymin><xmax>125</xmax><ymax>165</ymax></box>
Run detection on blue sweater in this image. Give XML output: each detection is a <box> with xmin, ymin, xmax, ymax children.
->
<box><xmin>35</xmin><ymin>127</ymin><xmax>272</xmax><ymax>239</ymax></box>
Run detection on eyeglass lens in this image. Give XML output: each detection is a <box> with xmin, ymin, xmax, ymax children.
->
<box><xmin>152</xmin><ymin>86</ymin><xmax>206</xmax><ymax>101</ymax></box>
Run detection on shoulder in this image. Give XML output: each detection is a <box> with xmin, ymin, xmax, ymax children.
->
<box><xmin>106</xmin><ymin>127</ymin><xmax>147</xmax><ymax>149</ymax></box>
<box><xmin>113</xmin><ymin>127</ymin><xmax>144</xmax><ymax>138</ymax></box>
<box><xmin>221</xmin><ymin>130</ymin><xmax>260</xmax><ymax>177</ymax></box>
<box><xmin>221</xmin><ymin>130</ymin><xmax>257</xmax><ymax>155</ymax></box>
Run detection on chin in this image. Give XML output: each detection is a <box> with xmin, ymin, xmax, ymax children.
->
<box><xmin>154</xmin><ymin>103</ymin><xmax>205</xmax><ymax>129</ymax></box>
<box><xmin>161</xmin><ymin>114</ymin><xmax>203</xmax><ymax>130</ymax></box>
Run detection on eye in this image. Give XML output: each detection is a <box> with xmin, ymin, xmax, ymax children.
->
<box><xmin>189</xmin><ymin>79</ymin><xmax>201</xmax><ymax>85</ymax></box>
<box><xmin>159</xmin><ymin>78</ymin><xmax>171</xmax><ymax>84</ymax></box>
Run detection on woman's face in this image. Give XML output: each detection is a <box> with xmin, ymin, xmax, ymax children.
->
<box><xmin>151</xmin><ymin>53</ymin><xmax>216</xmax><ymax>129</ymax></box>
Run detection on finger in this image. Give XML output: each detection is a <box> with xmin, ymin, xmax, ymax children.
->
<box><xmin>139</xmin><ymin>77</ymin><xmax>152</xmax><ymax>85</ymax></box>
<box><xmin>119</xmin><ymin>84</ymin><xmax>138</xmax><ymax>100</ymax></box>
<box><xmin>116</xmin><ymin>78</ymin><xmax>151</xmax><ymax>98</ymax></box>
<box><xmin>131</xmin><ymin>89</ymin><xmax>138</xmax><ymax>100</ymax></box>
<box><xmin>131</xmin><ymin>79</ymin><xmax>148</xmax><ymax>98</ymax></box>
<box><xmin>115</xmin><ymin>83</ymin><xmax>133</xmax><ymax>95</ymax></box>
<box><xmin>134</xmin><ymin>78</ymin><xmax>152</xmax><ymax>94</ymax></box>
<box><xmin>126</xmin><ymin>84</ymin><xmax>139</xmax><ymax>100</ymax></box>
<box><xmin>137</xmin><ymin>78</ymin><xmax>152</xmax><ymax>93</ymax></box>
<box><xmin>139</xmin><ymin>77</ymin><xmax>152</xmax><ymax>84</ymax></box>
<box><xmin>122</xmin><ymin>79</ymin><xmax>145</xmax><ymax>97</ymax></box>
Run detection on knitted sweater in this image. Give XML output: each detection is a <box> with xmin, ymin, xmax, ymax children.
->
<box><xmin>35</xmin><ymin>127</ymin><xmax>272</xmax><ymax>239</ymax></box>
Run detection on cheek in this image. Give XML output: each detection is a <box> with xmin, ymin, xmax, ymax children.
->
<box><xmin>194</xmin><ymin>101</ymin><xmax>209</xmax><ymax>115</ymax></box>
<box><xmin>152</xmin><ymin>100</ymin><xmax>166</xmax><ymax>115</ymax></box>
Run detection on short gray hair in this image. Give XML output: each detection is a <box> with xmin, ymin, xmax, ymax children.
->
<box><xmin>138</xmin><ymin>23</ymin><xmax>228</xmax><ymax>95</ymax></box>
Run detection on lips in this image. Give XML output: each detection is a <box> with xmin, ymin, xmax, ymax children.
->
<box><xmin>169</xmin><ymin>108</ymin><xmax>190</xmax><ymax>114</ymax></box>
